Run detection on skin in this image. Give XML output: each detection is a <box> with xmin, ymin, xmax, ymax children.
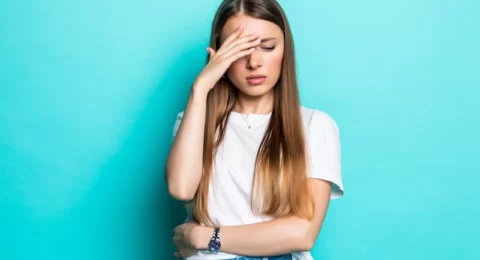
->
<box><xmin>222</xmin><ymin>14</ymin><xmax>285</xmax><ymax>114</ymax></box>
<box><xmin>165</xmin><ymin>19</ymin><xmax>261</xmax><ymax>202</ymax></box>
<box><xmin>172</xmin><ymin>14</ymin><xmax>332</xmax><ymax>259</ymax></box>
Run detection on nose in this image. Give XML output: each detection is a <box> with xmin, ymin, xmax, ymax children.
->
<box><xmin>246</xmin><ymin>49</ymin><xmax>262</xmax><ymax>70</ymax></box>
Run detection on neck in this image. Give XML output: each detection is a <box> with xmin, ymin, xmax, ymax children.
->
<box><xmin>234</xmin><ymin>90</ymin><xmax>274</xmax><ymax>115</ymax></box>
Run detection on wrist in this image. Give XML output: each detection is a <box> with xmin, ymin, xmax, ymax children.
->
<box><xmin>189</xmin><ymin>87</ymin><xmax>208</xmax><ymax>106</ymax></box>
<box><xmin>193</xmin><ymin>225</ymin><xmax>214</xmax><ymax>250</ymax></box>
<box><xmin>191</xmin><ymin>82</ymin><xmax>210</xmax><ymax>99</ymax></box>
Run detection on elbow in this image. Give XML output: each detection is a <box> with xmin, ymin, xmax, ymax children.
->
<box><xmin>294</xmin><ymin>222</ymin><xmax>317</xmax><ymax>251</ymax></box>
<box><xmin>300</xmin><ymin>236</ymin><xmax>316</xmax><ymax>251</ymax></box>
<box><xmin>295</xmin><ymin>234</ymin><xmax>315</xmax><ymax>251</ymax></box>
<box><xmin>167</xmin><ymin>183</ymin><xmax>196</xmax><ymax>201</ymax></box>
<box><xmin>165</xmin><ymin>167</ymin><xmax>196</xmax><ymax>201</ymax></box>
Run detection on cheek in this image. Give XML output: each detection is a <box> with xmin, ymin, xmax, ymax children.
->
<box><xmin>267</xmin><ymin>52</ymin><xmax>284</xmax><ymax>74</ymax></box>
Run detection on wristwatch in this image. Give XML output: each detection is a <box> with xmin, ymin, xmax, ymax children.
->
<box><xmin>208</xmin><ymin>227</ymin><xmax>221</xmax><ymax>253</ymax></box>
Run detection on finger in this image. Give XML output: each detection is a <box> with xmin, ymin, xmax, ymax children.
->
<box><xmin>182</xmin><ymin>249</ymin><xmax>198</xmax><ymax>258</ymax></box>
<box><xmin>173</xmin><ymin>235</ymin><xmax>179</xmax><ymax>242</ymax></box>
<box><xmin>227</xmin><ymin>47</ymin><xmax>256</xmax><ymax>64</ymax></box>
<box><xmin>220</xmin><ymin>24</ymin><xmax>244</xmax><ymax>48</ymax></box>
<box><xmin>221</xmin><ymin>38</ymin><xmax>261</xmax><ymax>59</ymax></box>
<box><xmin>216</xmin><ymin>34</ymin><xmax>259</xmax><ymax>57</ymax></box>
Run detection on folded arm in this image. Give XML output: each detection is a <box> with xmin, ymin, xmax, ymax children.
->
<box><xmin>193</xmin><ymin>179</ymin><xmax>332</xmax><ymax>256</ymax></box>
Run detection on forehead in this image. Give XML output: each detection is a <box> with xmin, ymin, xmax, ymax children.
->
<box><xmin>220</xmin><ymin>13</ymin><xmax>283</xmax><ymax>42</ymax></box>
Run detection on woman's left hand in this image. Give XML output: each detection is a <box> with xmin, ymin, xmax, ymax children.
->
<box><xmin>173</xmin><ymin>221</ymin><xmax>201</xmax><ymax>259</ymax></box>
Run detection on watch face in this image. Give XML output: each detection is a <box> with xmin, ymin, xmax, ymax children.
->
<box><xmin>208</xmin><ymin>240</ymin><xmax>221</xmax><ymax>253</ymax></box>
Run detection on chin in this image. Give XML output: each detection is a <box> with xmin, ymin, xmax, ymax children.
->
<box><xmin>237</xmin><ymin>85</ymin><xmax>274</xmax><ymax>97</ymax></box>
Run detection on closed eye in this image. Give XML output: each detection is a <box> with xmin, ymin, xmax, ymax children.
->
<box><xmin>262</xmin><ymin>46</ymin><xmax>276</xmax><ymax>51</ymax></box>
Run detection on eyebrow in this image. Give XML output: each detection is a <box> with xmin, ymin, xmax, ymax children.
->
<box><xmin>260</xmin><ymin>37</ymin><xmax>276</xmax><ymax>43</ymax></box>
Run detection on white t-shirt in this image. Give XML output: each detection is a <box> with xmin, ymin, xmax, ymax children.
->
<box><xmin>171</xmin><ymin>106</ymin><xmax>344</xmax><ymax>260</ymax></box>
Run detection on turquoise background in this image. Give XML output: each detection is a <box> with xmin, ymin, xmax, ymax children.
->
<box><xmin>1</xmin><ymin>0</ymin><xmax>479</xmax><ymax>259</ymax></box>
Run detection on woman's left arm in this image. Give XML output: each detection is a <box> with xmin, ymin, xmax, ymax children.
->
<box><xmin>185</xmin><ymin>178</ymin><xmax>332</xmax><ymax>256</ymax></box>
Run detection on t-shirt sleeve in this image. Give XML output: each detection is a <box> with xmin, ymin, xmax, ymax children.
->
<box><xmin>172</xmin><ymin>111</ymin><xmax>184</xmax><ymax>141</ymax></box>
<box><xmin>307</xmin><ymin>111</ymin><xmax>344</xmax><ymax>199</ymax></box>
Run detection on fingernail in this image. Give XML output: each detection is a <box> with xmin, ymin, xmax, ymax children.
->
<box><xmin>239</xmin><ymin>24</ymin><xmax>244</xmax><ymax>29</ymax></box>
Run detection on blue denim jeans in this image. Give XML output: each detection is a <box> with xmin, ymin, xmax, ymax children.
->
<box><xmin>227</xmin><ymin>255</ymin><xmax>292</xmax><ymax>260</ymax></box>
<box><xmin>181</xmin><ymin>255</ymin><xmax>292</xmax><ymax>260</ymax></box>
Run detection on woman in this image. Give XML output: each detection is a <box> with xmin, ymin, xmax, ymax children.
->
<box><xmin>165</xmin><ymin>0</ymin><xmax>344</xmax><ymax>259</ymax></box>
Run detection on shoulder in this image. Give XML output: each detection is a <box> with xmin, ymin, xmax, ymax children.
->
<box><xmin>300</xmin><ymin>106</ymin><xmax>339</xmax><ymax>135</ymax></box>
<box><xmin>300</xmin><ymin>106</ymin><xmax>340</xmax><ymax>149</ymax></box>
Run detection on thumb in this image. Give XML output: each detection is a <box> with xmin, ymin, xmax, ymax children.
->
<box><xmin>206</xmin><ymin>47</ymin><xmax>215</xmax><ymax>60</ymax></box>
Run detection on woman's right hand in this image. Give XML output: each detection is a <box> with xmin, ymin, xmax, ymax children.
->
<box><xmin>192</xmin><ymin>24</ymin><xmax>261</xmax><ymax>95</ymax></box>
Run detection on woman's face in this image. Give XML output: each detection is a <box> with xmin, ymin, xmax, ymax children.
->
<box><xmin>220</xmin><ymin>14</ymin><xmax>284</xmax><ymax>98</ymax></box>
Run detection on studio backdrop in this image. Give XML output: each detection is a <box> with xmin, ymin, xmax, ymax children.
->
<box><xmin>1</xmin><ymin>0</ymin><xmax>479</xmax><ymax>259</ymax></box>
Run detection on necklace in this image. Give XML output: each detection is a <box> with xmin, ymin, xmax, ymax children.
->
<box><xmin>240</xmin><ymin>114</ymin><xmax>267</xmax><ymax>129</ymax></box>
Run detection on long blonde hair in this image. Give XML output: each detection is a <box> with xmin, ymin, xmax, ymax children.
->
<box><xmin>193</xmin><ymin>0</ymin><xmax>314</xmax><ymax>226</ymax></box>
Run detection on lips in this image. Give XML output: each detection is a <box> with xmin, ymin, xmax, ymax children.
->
<box><xmin>246</xmin><ymin>74</ymin><xmax>267</xmax><ymax>79</ymax></box>
<box><xmin>246</xmin><ymin>75</ymin><xmax>267</xmax><ymax>85</ymax></box>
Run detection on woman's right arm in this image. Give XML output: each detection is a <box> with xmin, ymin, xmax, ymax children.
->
<box><xmin>165</xmin><ymin>87</ymin><xmax>208</xmax><ymax>201</ymax></box>
<box><xmin>165</xmin><ymin>24</ymin><xmax>261</xmax><ymax>201</ymax></box>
